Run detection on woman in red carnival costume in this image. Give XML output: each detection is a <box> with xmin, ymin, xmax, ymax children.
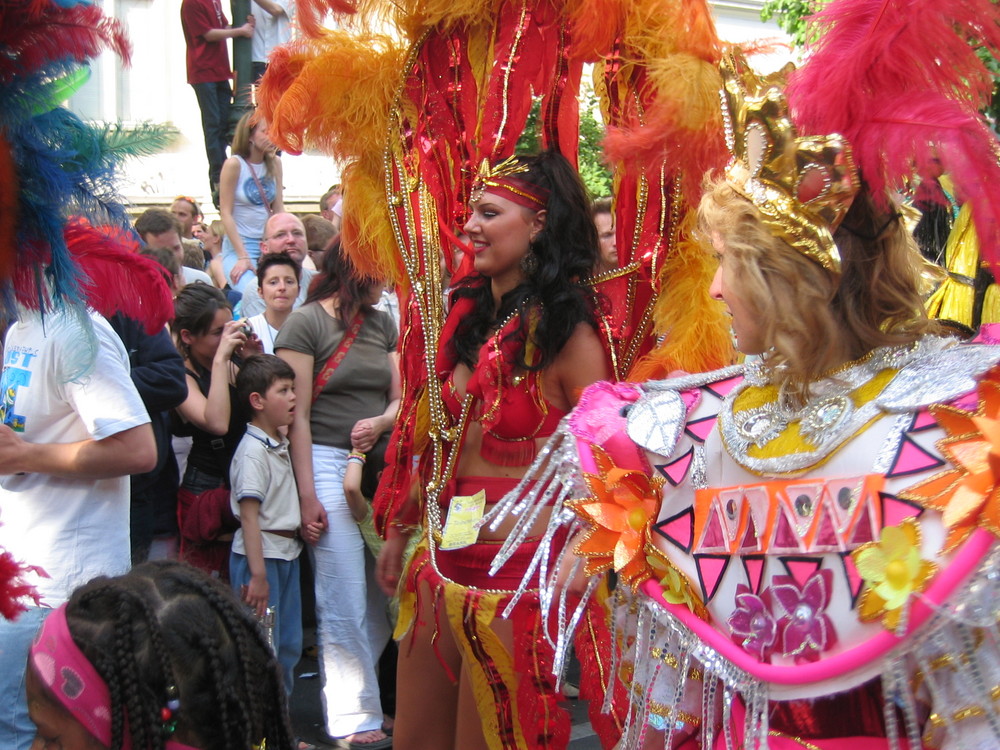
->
<box><xmin>374</xmin><ymin>151</ymin><xmax>611</xmax><ymax>749</ymax></box>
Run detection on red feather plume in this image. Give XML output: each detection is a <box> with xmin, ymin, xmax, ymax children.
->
<box><xmin>0</xmin><ymin>3</ymin><xmax>130</xmax><ymax>81</ymax></box>
<box><xmin>65</xmin><ymin>222</ymin><xmax>174</xmax><ymax>334</ymax></box>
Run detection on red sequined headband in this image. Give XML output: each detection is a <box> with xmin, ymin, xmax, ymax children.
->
<box><xmin>471</xmin><ymin>157</ymin><xmax>549</xmax><ymax>210</ymax></box>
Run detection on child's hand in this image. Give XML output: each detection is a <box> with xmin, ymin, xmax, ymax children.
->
<box><xmin>302</xmin><ymin>521</ymin><xmax>324</xmax><ymax>545</ymax></box>
<box><xmin>242</xmin><ymin>574</ymin><xmax>269</xmax><ymax>618</ymax></box>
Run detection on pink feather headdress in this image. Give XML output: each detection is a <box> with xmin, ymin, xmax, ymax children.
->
<box><xmin>786</xmin><ymin>0</ymin><xmax>1000</xmax><ymax>268</ymax></box>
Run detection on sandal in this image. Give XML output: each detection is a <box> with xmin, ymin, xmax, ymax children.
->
<box><xmin>330</xmin><ymin>729</ymin><xmax>392</xmax><ymax>749</ymax></box>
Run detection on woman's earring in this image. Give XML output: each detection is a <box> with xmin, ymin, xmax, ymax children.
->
<box><xmin>520</xmin><ymin>253</ymin><xmax>538</xmax><ymax>275</ymax></box>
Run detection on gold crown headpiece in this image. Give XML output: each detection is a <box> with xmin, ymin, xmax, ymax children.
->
<box><xmin>720</xmin><ymin>49</ymin><xmax>859</xmax><ymax>273</ymax></box>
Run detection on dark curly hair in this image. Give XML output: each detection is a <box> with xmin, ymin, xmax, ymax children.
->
<box><xmin>450</xmin><ymin>150</ymin><xmax>600</xmax><ymax>370</ymax></box>
<box><xmin>63</xmin><ymin>560</ymin><xmax>294</xmax><ymax>750</ymax></box>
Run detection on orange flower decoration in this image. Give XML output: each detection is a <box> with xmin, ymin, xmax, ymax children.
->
<box><xmin>568</xmin><ymin>446</ymin><xmax>664</xmax><ymax>588</ymax></box>
<box><xmin>901</xmin><ymin>373</ymin><xmax>1000</xmax><ymax>552</ymax></box>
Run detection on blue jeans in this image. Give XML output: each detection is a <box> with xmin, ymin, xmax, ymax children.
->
<box><xmin>230</xmin><ymin>553</ymin><xmax>302</xmax><ymax>695</ymax></box>
<box><xmin>0</xmin><ymin>607</ymin><xmax>51</xmax><ymax>750</ymax></box>
<box><xmin>221</xmin><ymin>234</ymin><xmax>261</xmax><ymax>294</ymax></box>
<box><xmin>191</xmin><ymin>80</ymin><xmax>232</xmax><ymax>190</ymax></box>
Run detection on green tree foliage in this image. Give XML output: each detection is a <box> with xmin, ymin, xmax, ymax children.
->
<box><xmin>760</xmin><ymin>0</ymin><xmax>1000</xmax><ymax>130</ymax></box>
<box><xmin>516</xmin><ymin>82</ymin><xmax>613</xmax><ymax>198</ymax></box>
<box><xmin>759</xmin><ymin>0</ymin><xmax>816</xmax><ymax>47</ymax></box>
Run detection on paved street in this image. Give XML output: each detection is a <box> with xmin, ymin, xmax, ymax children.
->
<box><xmin>289</xmin><ymin>631</ymin><xmax>603</xmax><ymax>749</ymax></box>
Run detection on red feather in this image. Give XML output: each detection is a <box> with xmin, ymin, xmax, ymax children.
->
<box><xmin>65</xmin><ymin>222</ymin><xmax>174</xmax><ymax>335</ymax></box>
<box><xmin>0</xmin><ymin>4</ymin><xmax>130</xmax><ymax>81</ymax></box>
<box><xmin>0</xmin><ymin>547</ymin><xmax>43</xmax><ymax>621</ymax></box>
<box><xmin>0</xmin><ymin>136</ymin><xmax>18</xmax><ymax>284</ymax></box>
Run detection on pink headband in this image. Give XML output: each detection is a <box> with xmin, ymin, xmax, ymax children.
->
<box><xmin>31</xmin><ymin>605</ymin><xmax>122</xmax><ymax>749</ymax></box>
<box><xmin>30</xmin><ymin>605</ymin><xmax>200</xmax><ymax>750</ymax></box>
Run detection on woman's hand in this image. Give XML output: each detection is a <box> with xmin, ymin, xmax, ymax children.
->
<box><xmin>350</xmin><ymin>416</ymin><xmax>385</xmax><ymax>453</ymax></box>
<box><xmin>376</xmin><ymin>531</ymin><xmax>408</xmax><ymax>596</ymax></box>
<box><xmin>230</xmin><ymin>257</ymin><xmax>254</xmax><ymax>285</ymax></box>
<box><xmin>216</xmin><ymin>320</ymin><xmax>249</xmax><ymax>362</ymax></box>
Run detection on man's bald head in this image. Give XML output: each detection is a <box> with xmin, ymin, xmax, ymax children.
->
<box><xmin>261</xmin><ymin>212</ymin><xmax>307</xmax><ymax>264</ymax></box>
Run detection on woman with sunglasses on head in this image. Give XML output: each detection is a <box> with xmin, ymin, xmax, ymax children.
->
<box><xmin>276</xmin><ymin>240</ymin><xmax>399</xmax><ymax>749</ymax></box>
<box><xmin>375</xmin><ymin>150</ymin><xmax>611</xmax><ymax>750</ymax></box>
<box><xmin>220</xmin><ymin>111</ymin><xmax>284</xmax><ymax>295</ymax></box>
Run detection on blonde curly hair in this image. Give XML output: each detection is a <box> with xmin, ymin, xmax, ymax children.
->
<box><xmin>697</xmin><ymin>178</ymin><xmax>940</xmax><ymax>398</ymax></box>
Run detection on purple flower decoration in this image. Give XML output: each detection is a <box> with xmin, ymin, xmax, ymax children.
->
<box><xmin>728</xmin><ymin>584</ymin><xmax>777</xmax><ymax>660</ymax></box>
<box><xmin>768</xmin><ymin>570</ymin><xmax>837</xmax><ymax>663</ymax></box>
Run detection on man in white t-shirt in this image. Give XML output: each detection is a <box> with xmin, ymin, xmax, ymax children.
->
<box><xmin>0</xmin><ymin>310</ymin><xmax>156</xmax><ymax>750</ymax></box>
<box><xmin>250</xmin><ymin>0</ymin><xmax>293</xmax><ymax>82</ymax></box>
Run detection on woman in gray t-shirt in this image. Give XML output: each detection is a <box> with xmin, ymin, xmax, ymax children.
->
<box><xmin>275</xmin><ymin>240</ymin><xmax>399</xmax><ymax>748</ymax></box>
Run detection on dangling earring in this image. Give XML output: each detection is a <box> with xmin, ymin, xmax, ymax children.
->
<box><xmin>520</xmin><ymin>253</ymin><xmax>538</xmax><ymax>275</ymax></box>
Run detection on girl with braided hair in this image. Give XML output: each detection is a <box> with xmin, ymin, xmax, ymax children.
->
<box><xmin>25</xmin><ymin>560</ymin><xmax>295</xmax><ymax>750</ymax></box>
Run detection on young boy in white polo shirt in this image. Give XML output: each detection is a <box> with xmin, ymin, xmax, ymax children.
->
<box><xmin>229</xmin><ymin>354</ymin><xmax>305</xmax><ymax>694</ymax></box>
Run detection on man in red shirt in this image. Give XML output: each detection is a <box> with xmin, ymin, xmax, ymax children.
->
<box><xmin>180</xmin><ymin>0</ymin><xmax>254</xmax><ymax>207</ymax></box>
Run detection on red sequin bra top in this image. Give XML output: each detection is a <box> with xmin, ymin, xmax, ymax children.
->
<box><xmin>437</xmin><ymin>296</ymin><xmax>566</xmax><ymax>466</ymax></box>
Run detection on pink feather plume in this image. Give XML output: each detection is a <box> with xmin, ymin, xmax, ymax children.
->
<box><xmin>788</xmin><ymin>0</ymin><xmax>1000</xmax><ymax>264</ymax></box>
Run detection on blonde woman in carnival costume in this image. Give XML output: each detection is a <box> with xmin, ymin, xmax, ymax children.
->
<box><xmin>254</xmin><ymin>0</ymin><xmax>738</xmax><ymax>747</ymax></box>
<box><xmin>486</xmin><ymin>0</ymin><xmax>1000</xmax><ymax>747</ymax></box>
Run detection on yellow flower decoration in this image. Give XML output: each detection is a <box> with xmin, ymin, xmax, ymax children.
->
<box><xmin>568</xmin><ymin>446</ymin><xmax>664</xmax><ymax>589</ymax></box>
<box><xmin>646</xmin><ymin>549</ymin><xmax>707</xmax><ymax>620</ymax></box>
<box><xmin>853</xmin><ymin>518</ymin><xmax>937</xmax><ymax>632</ymax></box>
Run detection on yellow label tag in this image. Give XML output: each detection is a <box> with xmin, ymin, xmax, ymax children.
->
<box><xmin>439</xmin><ymin>490</ymin><xmax>486</xmax><ymax>550</ymax></box>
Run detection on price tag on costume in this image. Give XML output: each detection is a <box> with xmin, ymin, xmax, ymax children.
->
<box><xmin>439</xmin><ymin>490</ymin><xmax>487</xmax><ymax>550</ymax></box>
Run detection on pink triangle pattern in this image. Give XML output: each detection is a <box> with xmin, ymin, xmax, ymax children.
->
<box><xmin>659</xmin><ymin>448</ymin><xmax>693</xmax><ymax>487</ymax></box>
<box><xmin>814</xmin><ymin>509</ymin><xmax>839</xmax><ymax>549</ymax></box>
<box><xmin>839</xmin><ymin>552</ymin><xmax>865</xmax><ymax>607</ymax></box>
<box><xmin>654</xmin><ymin>509</ymin><xmax>695</xmax><ymax>553</ymax></box>
<box><xmin>881</xmin><ymin>493</ymin><xmax>923</xmax><ymax>528</ymax></box>
<box><xmin>700</xmin><ymin>511</ymin><xmax>726</xmax><ymax>550</ymax></box>
<box><xmin>781</xmin><ymin>557</ymin><xmax>823</xmax><ymax>588</ymax></box>
<box><xmin>705</xmin><ymin>376</ymin><xmax>744</xmax><ymax>399</ymax></box>
<box><xmin>695</xmin><ymin>555</ymin><xmax>730</xmax><ymax>602</ymax></box>
<box><xmin>849</xmin><ymin>504</ymin><xmax>875</xmax><ymax>545</ymax></box>
<box><xmin>910</xmin><ymin>410</ymin><xmax>937</xmax><ymax>432</ymax></box>
<box><xmin>772</xmin><ymin>510</ymin><xmax>801</xmax><ymax>552</ymax></box>
<box><xmin>886</xmin><ymin>436</ymin><xmax>945</xmax><ymax>478</ymax></box>
<box><xmin>742</xmin><ymin>556</ymin><xmax>766</xmax><ymax>594</ymax></box>
<box><xmin>685</xmin><ymin>415</ymin><xmax>716</xmax><ymax>443</ymax></box>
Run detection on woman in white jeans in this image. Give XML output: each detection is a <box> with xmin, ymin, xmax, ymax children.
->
<box><xmin>276</xmin><ymin>239</ymin><xmax>399</xmax><ymax>749</ymax></box>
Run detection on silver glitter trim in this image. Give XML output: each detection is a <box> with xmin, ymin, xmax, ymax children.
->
<box><xmin>714</xmin><ymin>336</ymin><xmax>998</xmax><ymax>476</ymax></box>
